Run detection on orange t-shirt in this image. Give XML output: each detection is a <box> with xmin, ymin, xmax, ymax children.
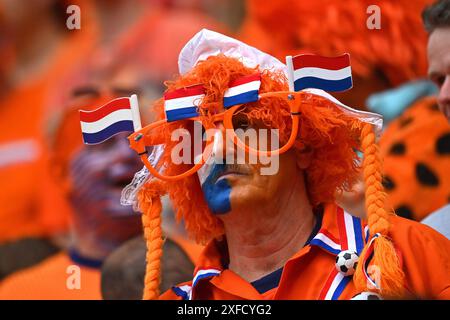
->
<box><xmin>0</xmin><ymin>252</ymin><xmax>102</xmax><ymax>300</ymax></box>
<box><xmin>0</xmin><ymin>81</ymin><xmax>52</xmax><ymax>242</ymax></box>
<box><xmin>161</xmin><ymin>203</ymin><xmax>450</xmax><ymax>300</ymax></box>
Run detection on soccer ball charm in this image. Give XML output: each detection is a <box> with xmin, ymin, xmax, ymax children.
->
<box><xmin>351</xmin><ymin>292</ymin><xmax>382</xmax><ymax>300</ymax></box>
<box><xmin>335</xmin><ymin>250</ymin><xmax>359</xmax><ymax>276</ymax></box>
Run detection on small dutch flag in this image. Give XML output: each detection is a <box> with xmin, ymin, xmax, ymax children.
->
<box><xmin>286</xmin><ymin>54</ymin><xmax>353</xmax><ymax>92</ymax></box>
<box><xmin>79</xmin><ymin>95</ymin><xmax>142</xmax><ymax>145</ymax></box>
<box><xmin>223</xmin><ymin>73</ymin><xmax>261</xmax><ymax>108</ymax></box>
<box><xmin>164</xmin><ymin>85</ymin><xmax>205</xmax><ymax>122</ymax></box>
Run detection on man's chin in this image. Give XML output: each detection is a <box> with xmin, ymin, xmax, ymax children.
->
<box><xmin>228</xmin><ymin>186</ymin><xmax>269</xmax><ymax>208</ymax></box>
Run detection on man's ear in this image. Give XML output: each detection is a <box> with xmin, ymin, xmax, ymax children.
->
<box><xmin>50</xmin><ymin>162</ymin><xmax>73</xmax><ymax>196</ymax></box>
<box><xmin>296</xmin><ymin>145</ymin><xmax>313</xmax><ymax>169</ymax></box>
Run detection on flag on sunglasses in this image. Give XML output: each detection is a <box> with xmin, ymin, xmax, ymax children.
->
<box><xmin>286</xmin><ymin>54</ymin><xmax>352</xmax><ymax>92</ymax></box>
<box><xmin>164</xmin><ymin>85</ymin><xmax>205</xmax><ymax>122</ymax></box>
<box><xmin>79</xmin><ymin>95</ymin><xmax>141</xmax><ymax>145</ymax></box>
<box><xmin>223</xmin><ymin>73</ymin><xmax>261</xmax><ymax>108</ymax></box>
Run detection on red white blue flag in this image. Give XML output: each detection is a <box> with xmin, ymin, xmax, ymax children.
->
<box><xmin>79</xmin><ymin>95</ymin><xmax>141</xmax><ymax>145</ymax></box>
<box><xmin>164</xmin><ymin>85</ymin><xmax>205</xmax><ymax>122</ymax></box>
<box><xmin>286</xmin><ymin>54</ymin><xmax>352</xmax><ymax>92</ymax></box>
<box><xmin>223</xmin><ymin>73</ymin><xmax>261</xmax><ymax>108</ymax></box>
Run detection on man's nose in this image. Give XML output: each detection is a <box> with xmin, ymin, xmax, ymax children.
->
<box><xmin>113</xmin><ymin>135</ymin><xmax>141</xmax><ymax>165</ymax></box>
<box><xmin>211</xmin><ymin>123</ymin><xmax>235</xmax><ymax>162</ymax></box>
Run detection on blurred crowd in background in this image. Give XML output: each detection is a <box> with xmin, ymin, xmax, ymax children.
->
<box><xmin>0</xmin><ymin>0</ymin><xmax>449</xmax><ymax>299</ymax></box>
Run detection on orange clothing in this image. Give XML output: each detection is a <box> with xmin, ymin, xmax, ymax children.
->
<box><xmin>380</xmin><ymin>97</ymin><xmax>450</xmax><ymax>221</ymax></box>
<box><xmin>0</xmin><ymin>252</ymin><xmax>102</xmax><ymax>300</ymax></box>
<box><xmin>161</xmin><ymin>204</ymin><xmax>450</xmax><ymax>300</ymax></box>
<box><xmin>0</xmin><ymin>82</ymin><xmax>53</xmax><ymax>242</ymax></box>
<box><xmin>0</xmin><ymin>8</ymin><xmax>98</xmax><ymax>242</ymax></box>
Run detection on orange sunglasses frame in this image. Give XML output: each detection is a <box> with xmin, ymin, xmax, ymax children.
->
<box><xmin>128</xmin><ymin>91</ymin><xmax>303</xmax><ymax>181</ymax></box>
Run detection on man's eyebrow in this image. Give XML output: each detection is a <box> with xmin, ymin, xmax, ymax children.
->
<box><xmin>112</xmin><ymin>86</ymin><xmax>142</xmax><ymax>96</ymax></box>
<box><xmin>72</xmin><ymin>86</ymin><xmax>100</xmax><ymax>97</ymax></box>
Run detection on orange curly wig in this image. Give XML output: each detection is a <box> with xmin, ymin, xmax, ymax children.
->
<box><xmin>137</xmin><ymin>55</ymin><xmax>406</xmax><ymax>299</ymax></box>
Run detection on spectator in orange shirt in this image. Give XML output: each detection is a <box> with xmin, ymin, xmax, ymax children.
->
<box><xmin>124</xmin><ymin>29</ymin><xmax>450</xmax><ymax>300</ymax></box>
<box><xmin>0</xmin><ymin>43</ymin><xmax>155</xmax><ymax>297</ymax></box>
<box><xmin>98</xmin><ymin>7</ymin><xmax>229</xmax><ymax>299</ymax></box>
<box><xmin>0</xmin><ymin>87</ymin><xmax>144</xmax><ymax>299</ymax></box>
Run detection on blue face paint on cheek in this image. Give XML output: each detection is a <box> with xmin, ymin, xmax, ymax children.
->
<box><xmin>201</xmin><ymin>164</ymin><xmax>232</xmax><ymax>215</ymax></box>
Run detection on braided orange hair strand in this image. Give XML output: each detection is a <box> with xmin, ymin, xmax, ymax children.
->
<box><xmin>138</xmin><ymin>180</ymin><xmax>166</xmax><ymax>300</ymax></box>
<box><xmin>353</xmin><ymin>123</ymin><xmax>405</xmax><ymax>298</ymax></box>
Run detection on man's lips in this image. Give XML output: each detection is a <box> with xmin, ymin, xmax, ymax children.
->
<box><xmin>203</xmin><ymin>163</ymin><xmax>252</xmax><ymax>184</ymax></box>
<box><xmin>214</xmin><ymin>164</ymin><xmax>252</xmax><ymax>183</ymax></box>
<box><xmin>107</xmin><ymin>165</ymin><xmax>136</xmax><ymax>189</ymax></box>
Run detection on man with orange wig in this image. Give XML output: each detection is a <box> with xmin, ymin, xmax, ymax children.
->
<box><xmin>118</xmin><ymin>29</ymin><xmax>450</xmax><ymax>300</ymax></box>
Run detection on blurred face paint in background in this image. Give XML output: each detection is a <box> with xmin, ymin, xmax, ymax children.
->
<box><xmin>68</xmin><ymin>132</ymin><xmax>143</xmax><ymax>255</ymax></box>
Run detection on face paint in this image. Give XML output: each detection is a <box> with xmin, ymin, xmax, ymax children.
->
<box><xmin>68</xmin><ymin>132</ymin><xmax>143</xmax><ymax>257</ymax></box>
<box><xmin>196</xmin><ymin>129</ymin><xmax>234</xmax><ymax>215</ymax></box>
<box><xmin>200</xmin><ymin>163</ymin><xmax>232</xmax><ymax>215</ymax></box>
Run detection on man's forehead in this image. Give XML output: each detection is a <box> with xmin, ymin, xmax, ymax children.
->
<box><xmin>427</xmin><ymin>27</ymin><xmax>450</xmax><ymax>76</ymax></box>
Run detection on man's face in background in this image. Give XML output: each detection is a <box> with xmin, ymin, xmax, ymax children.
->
<box><xmin>68</xmin><ymin>132</ymin><xmax>143</xmax><ymax>256</ymax></box>
<box><xmin>60</xmin><ymin>62</ymin><xmax>165</xmax><ymax>256</ymax></box>
<box><xmin>427</xmin><ymin>27</ymin><xmax>450</xmax><ymax>121</ymax></box>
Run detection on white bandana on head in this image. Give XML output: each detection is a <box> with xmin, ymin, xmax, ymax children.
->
<box><xmin>178</xmin><ymin>29</ymin><xmax>287</xmax><ymax>76</ymax></box>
